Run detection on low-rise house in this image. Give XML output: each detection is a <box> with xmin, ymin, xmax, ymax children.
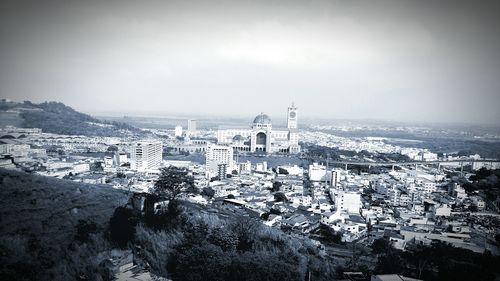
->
<box><xmin>264</xmin><ymin>214</ymin><xmax>282</xmax><ymax>227</ymax></box>
<box><xmin>281</xmin><ymin>214</ymin><xmax>310</xmax><ymax>233</ymax></box>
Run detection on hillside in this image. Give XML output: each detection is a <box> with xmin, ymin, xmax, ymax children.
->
<box><xmin>0</xmin><ymin>169</ymin><xmax>130</xmax><ymax>280</ymax></box>
<box><xmin>0</xmin><ymin>100</ymin><xmax>143</xmax><ymax>136</ymax></box>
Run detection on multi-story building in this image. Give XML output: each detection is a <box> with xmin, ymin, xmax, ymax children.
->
<box><xmin>334</xmin><ymin>190</ymin><xmax>362</xmax><ymax>214</ymax></box>
<box><xmin>331</xmin><ymin>169</ymin><xmax>341</xmax><ymax>187</ymax></box>
<box><xmin>131</xmin><ymin>141</ymin><xmax>163</xmax><ymax>171</ymax></box>
<box><xmin>187</xmin><ymin>119</ymin><xmax>197</xmax><ymax>136</ymax></box>
<box><xmin>174</xmin><ymin>125</ymin><xmax>183</xmax><ymax>137</ymax></box>
<box><xmin>421</xmin><ymin>179</ymin><xmax>437</xmax><ymax>194</ymax></box>
<box><xmin>205</xmin><ymin>143</ymin><xmax>234</xmax><ymax>179</ymax></box>
<box><xmin>309</xmin><ymin>163</ymin><xmax>328</xmax><ymax>182</ymax></box>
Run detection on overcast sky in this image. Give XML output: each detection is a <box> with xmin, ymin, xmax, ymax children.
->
<box><xmin>1</xmin><ymin>0</ymin><xmax>499</xmax><ymax>124</ymax></box>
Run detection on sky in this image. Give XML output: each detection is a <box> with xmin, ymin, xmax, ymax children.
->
<box><xmin>1</xmin><ymin>0</ymin><xmax>500</xmax><ymax>124</ymax></box>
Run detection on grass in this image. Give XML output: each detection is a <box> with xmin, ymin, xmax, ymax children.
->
<box><xmin>0</xmin><ymin>168</ymin><xmax>130</xmax><ymax>280</ymax></box>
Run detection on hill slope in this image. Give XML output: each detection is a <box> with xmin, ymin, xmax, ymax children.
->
<box><xmin>0</xmin><ymin>100</ymin><xmax>142</xmax><ymax>136</ymax></box>
<box><xmin>0</xmin><ymin>169</ymin><xmax>130</xmax><ymax>280</ymax></box>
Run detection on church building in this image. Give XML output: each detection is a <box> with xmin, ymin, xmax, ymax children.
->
<box><xmin>216</xmin><ymin>103</ymin><xmax>300</xmax><ymax>154</ymax></box>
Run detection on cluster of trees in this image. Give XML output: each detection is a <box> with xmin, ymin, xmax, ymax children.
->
<box><xmin>108</xmin><ymin>167</ymin><xmax>341</xmax><ymax>280</ymax></box>
<box><xmin>19</xmin><ymin>101</ymin><xmax>141</xmax><ymax>136</ymax></box>
<box><xmin>303</xmin><ymin>144</ymin><xmax>410</xmax><ymax>168</ymax></box>
<box><xmin>371</xmin><ymin>238</ymin><xmax>500</xmax><ymax>281</ymax></box>
<box><xmin>134</xmin><ymin>210</ymin><xmax>340</xmax><ymax>281</ymax></box>
<box><xmin>461</xmin><ymin>168</ymin><xmax>500</xmax><ymax>206</ymax></box>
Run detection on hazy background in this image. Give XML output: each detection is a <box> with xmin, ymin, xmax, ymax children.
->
<box><xmin>1</xmin><ymin>0</ymin><xmax>500</xmax><ymax>124</ymax></box>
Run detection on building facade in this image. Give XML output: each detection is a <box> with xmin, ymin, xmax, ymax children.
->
<box><xmin>131</xmin><ymin>141</ymin><xmax>163</xmax><ymax>171</ymax></box>
<box><xmin>174</xmin><ymin>125</ymin><xmax>183</xmax><ymax>137</ymax></box>
<box><xmin>216</xmin><ymin>104</ymin><xmax>300</xmax><ymax>154</ymax></box>
<box><xmin>187</xmin><ymin>119</ymin><xmax>197</xmax><ymax>136</ymax></box>
<box><xmin>205</xmin><ymin>143</ymin><xmax>234</xmax><ymax>179</ymax></box>
<box><xmin>287</xmin><ymin>102</ymin><xmax>298</xmax><ymax>129</ymax></box>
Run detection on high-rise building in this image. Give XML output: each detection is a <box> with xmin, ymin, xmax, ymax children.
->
<box><xmin>187</xmin><ymin>119</ymin><xmax>197</xmax><ymax>135</ymax></box>
<box><xmin>174</xmin><ymin>125</ymin><xmax>183</xmax><ymax>137</ymax></box>
<box><xmin>131</xmin><ymin>141</ymin><xmax>163</xmax><ymax>171</ymax></box>
<box><xmin>205</xmin><ymin>143</ymin><xmax>233</xmax><ymax>179</ymax></box>
<box><xmin>331</xmin><ymin>169</ymin><xmax>341</xmax><ymax>188</ymax></box>
<box><xmin>287</xmin><ymin>102</ymin><xmax>298</xmax><ymax>129</ymax></box>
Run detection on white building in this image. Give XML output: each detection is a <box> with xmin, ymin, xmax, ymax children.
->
<box><xmin>237</xmin><ymin>161</ymin><xmax>251</xmax><ymax>173</ymax></box>
<box><xmin>113</xmin><ymin>152</ymin><xmax>128</xmax><ymax>166</ymax></box>
<box><xmin>331</xmin><ymin>169</ymin><xmax>341</xmax><ymax>187</ymax></box>
<box><xmin>73</xmin><ymin>162</ymin><xmax>90</xmax><ymax>174</ymax></box>
<box><xmin>216</xmin><ymin>104</ymin><xmax>300</xmax><ymax>154</ymax></box>
<box><xmin>205</xmin><ymin>144</ymin><xmax>234</xmax><ymax>179</ymax></box>
<box><xmin>0</xmin><ymin>143</ymin><xmax>30</xmax><ymax>158</ymax></box>
<box><xmin>255</xmin><ymin>161</ymin><xmax>268</xmax><ymax>173</ymax></box>
<box><xmin>309</xmin><ymin>163</ymin><xmax>328</xmax><ymax>182</ymax></box>
<box><xmin>421</xmin><ymin>179</ymin><xmax>437</xmax><ymax>194</ymax></box>
<box><xmin>104</xmin><ymin>156</ymin><xmax>113</xmax><ymax>167</ymax></box>
<box><xmin>174</xmin><ymin>125</ymin><xmax>183</xmax><ymax>137</ymax></box>
<box><xmin>286</xmin><ymin>102</ymin><xmax>298</xmax><ymax>129</ymax></box>
<box><xmin>187</xmin><ymin>119</ymin><xmax>197</xmax><ymax>135</ymax></box>
<box><xmin>422</xmin><ymin>152</ymin><xmax>438</xmax><ymax>161</ymax></box>
<box><xmin>334</xmin><ymin>190</ymin><xmax>362</xmax><ymax>214</ymax></box>
<box><xmin>131</xmin><ymin>141</ymin><xmax>163</xmax><ymax>171</ymax></box>
<box><xmin>278</xmin><ymin>165</ymin><xmax>303</xmax><ymax>176</ymax></box>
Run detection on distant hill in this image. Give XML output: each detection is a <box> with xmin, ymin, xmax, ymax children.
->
<box><xmin>0</xmin><ymin>100</ymin><xmax>143</xmax><ymax>136</ymax></box>
<box><xmin>0</xmin><ymin>168</ymin><xmax>130</xmax><ymax>280</ymax></box>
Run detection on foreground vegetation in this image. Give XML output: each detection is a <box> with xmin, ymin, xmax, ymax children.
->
<box><xmin>0</xmin><ymin>169</ymin><xmax>129</xmax><ymax>280</ymax></box>
<box><xmin>2</xmin><ymin>167</ymin><xmax>499</xmax><ymax>280</ymax></box>
<box><xmin>371</xmin><ymin>238</ymin><xmax>500</xmax><ymax>281</ymax></box>
<box><xmin>108</xmin><ymin>167</ymin><xmax>340</xmax><ymax>281</ymax></box>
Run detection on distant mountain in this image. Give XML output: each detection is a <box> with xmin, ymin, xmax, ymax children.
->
<box><xmin>0</xmin><ymin>100</ymin><xmax>143</xmax><ymax>136</ymax></box>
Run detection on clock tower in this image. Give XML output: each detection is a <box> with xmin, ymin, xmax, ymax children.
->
<box><xmin>287</xmin><ymin>102</ymin><xmax>298</xmax><ymax>129</ymax></box>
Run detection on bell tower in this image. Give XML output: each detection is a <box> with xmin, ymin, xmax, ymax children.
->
<box><xmin>287</xmin><ymin>102</ymin><xmax>298</xmax><ymax>129</ymax></box>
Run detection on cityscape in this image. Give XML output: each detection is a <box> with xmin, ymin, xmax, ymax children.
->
<box><xmin>1</xmin><ymin>1</ymin><xmax>500</xmax><ymax>281</ymax></box>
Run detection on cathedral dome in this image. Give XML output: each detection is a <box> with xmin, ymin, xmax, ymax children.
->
<box><xmin>253</xmin><ymin>113</ymin><xmax>272</xmax><ymax>124</ymax></box>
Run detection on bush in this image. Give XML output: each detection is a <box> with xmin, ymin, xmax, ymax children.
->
<box><xmin>75</xmin><ymin>220</ymin><xmax>98</xmax><ymax>243</ymax></box>
<box><xmin>202</xmin><ymin>187</ymin><xmax>215</xmax><ymax>198</ymax></box>
<box><xmin>109</xmin><ymin>207</ymin><xmax>138</xmax><ymax>248</ymax></box>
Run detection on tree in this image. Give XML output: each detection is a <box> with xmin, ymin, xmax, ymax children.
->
<box><xmin>274</xmin><ymin>192</ymin><xmax>288</xmax><ymax>203</ymax></box>
<box><xmin>201</xmin><ymin>187</ymin><xmax>215</xmax><ymax>198</ymax></box>
<box><xmin>75</xmin><ymin>220</ymin><xmax>98</xmax><ymax>243</ymax></box>
<box><xmin>153</xmin><ymin>166</ymin><xmax>195</xmax><ymax>201</ymax></box>
<box><xmin>109</xmin><ymin>207</ymin><xmax>137</xmax><ymax>248</ymax></box>
<box><xmin>231</xmin><ymin>217</ymin><xmax>258</xmax><ymax>252</ymax></box>
<box><xmin>468</xmin><ymin>205</ymin><xmax>478</xmax><ymax>212</ymax></box>
<box><xmin>271</xmin><ymin>181</ymin><xmax>282</xmax><ymax>192</ymax></box>
<box><xmin>404</xmin><ymin>247</ymin><xmax>431</xmax><ymax>279</ymax></box>
<box><xmin>208</xmin><ymin>228</ymin><xmax>239</xmax><ymax>251</ymax></box>
<box><xmin>367</xmin><ymin>218</ymin><xmax>373</xmax><ymax>233</ymax></box>
<box><xmin>371</xmin><ymin>238</ymin><xmax>391</xmax><ymax>255</ymax></box>
<box><xmin>375</xmin><ymin>250</ymin><xmax>405</xmax><ymax>275</ymax></box>
<box><xmin>470</xmin><ymin>167</ymin><xmax>491</xmax><ymax>181</ymax></box>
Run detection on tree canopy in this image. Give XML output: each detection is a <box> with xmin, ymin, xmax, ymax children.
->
<box><xmin>153</xmin><ymin>166</ymin><xmax>195</xmax><ymax>201</ymax></box>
